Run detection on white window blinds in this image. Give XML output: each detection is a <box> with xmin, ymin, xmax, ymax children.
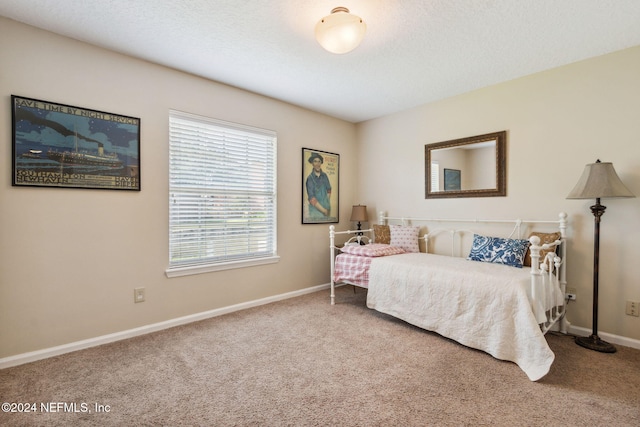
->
<box><xmin>167</xmin><ymin>110</ymin><xmax>278</xmax><ymax>276</ymax></box>
<box><xmin>431</xmin><ymin>160</ymin><xmax>440</xmax><ymax>192</ymax></box>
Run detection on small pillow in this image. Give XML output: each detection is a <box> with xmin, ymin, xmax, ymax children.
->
<box><xmin>373</xmin><ymin>225</ymin><xmax>391</xmax><ymax>244</ymax></box>
<box><xmin>389</xmin><ymin>225</ymin><xmax>420</xmax><ymax>253</ymax></box>
<box><xmin>467</xmin><ymin>234</ymin><xmax>530</xmax><ymax>268</ymax></box>
<box><xmin>523</xmin><ymin>232</ymin><xmax>561</xmax><ymax>267</ymax></box>
<box><xmin>340</xmin><ymin>243</ymin><xmax>405</xmax><ymax>257</ymax></box>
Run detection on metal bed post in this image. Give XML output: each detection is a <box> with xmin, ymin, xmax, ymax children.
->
<box><xmin>558</xmin><ymin>212</ymin><xmax>569</xmax><ymax>333</ymax></box>
<box><xmin>329</xmin><ymin>225</ymin><xmax>336</xmax><ymax>305</ymax></box>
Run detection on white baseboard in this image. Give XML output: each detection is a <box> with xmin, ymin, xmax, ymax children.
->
<box><xmin>0</xmin><ymin>283</ymin><xmax>330</xmax><ymax>370</ymax></box>
<box><xmin>568</xmin><ymin>325</ymin><xmax>640</xmax><ymax>350</ymax></box>
<box><xmin>3</xmin><ymin>284</ymin><xmax>638</xmax><ymax>369</ymax></box>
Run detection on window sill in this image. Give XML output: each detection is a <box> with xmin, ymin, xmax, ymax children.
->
<box><xmin>165</xmin><ymin>255</ymin><xmax>280</xmax><ymax>278</ymax></box>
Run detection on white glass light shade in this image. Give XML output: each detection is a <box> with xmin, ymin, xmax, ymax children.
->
<box><xmin>315</xmin><ymin>7</ymin><xmax>366</xmax><ymax>54</ymax></box>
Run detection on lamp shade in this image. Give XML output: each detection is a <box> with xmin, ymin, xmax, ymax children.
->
<box><xmin>315</xmin><ymin>7</ymin><xmax>366</xmax><ymax>54</ymax></box>
<box><xmin>350</xmin><ymin>205</ymin><xmax>368</xmax><ymax>222</ymax></box>
<box><xmin>567</xmin><ymin>160</ymin><xmax>635</xmax><ymax>199</ymax></box>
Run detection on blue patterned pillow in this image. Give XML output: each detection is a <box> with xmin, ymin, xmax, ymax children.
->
<box><xmin>467</xmin><ymin>234</ymin><xmax>531</xmax><ymax>268</ymax></box>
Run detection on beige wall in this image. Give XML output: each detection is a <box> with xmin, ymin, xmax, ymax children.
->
<box><xmin>2</xmin><ymin>17</ymin><xmax>639</xmax><ymax>361</ymax></box>
<box><xmin>0</xmin><ymin>18</ymin><xmax>359</xmax><ymax>358</ymax></box>
<box><xmin>356</xmin><ymin>46</ymin><xmax>640</xmax><ymax>341</ymax></box>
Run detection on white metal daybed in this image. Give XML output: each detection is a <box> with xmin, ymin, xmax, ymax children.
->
<box><xmin>329</xmin><ymin>211</ymin><xmax>568</xmax><ymax>381</ymax></box>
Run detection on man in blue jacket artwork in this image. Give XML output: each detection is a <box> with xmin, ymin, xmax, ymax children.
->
<box><xmin>306</xmin><ymin>152</ymin><xmax>332</xmax><ymax>219</ymax></box>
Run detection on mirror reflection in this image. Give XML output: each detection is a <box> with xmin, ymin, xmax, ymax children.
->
<box><xmin>425</xmin><ymin>131</ymin><xmax>506</xmax><ymax>198</ymax></box>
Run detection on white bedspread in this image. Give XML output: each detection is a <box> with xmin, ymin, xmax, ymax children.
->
<box><xmin>366</xmin><ymin>253</ymin><xmax>557</xmax><ymax>381</ymax></box>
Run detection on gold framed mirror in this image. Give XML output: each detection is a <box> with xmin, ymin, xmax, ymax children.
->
<box><xmin>425</xmin><ymin>131</ymin><xmax>506</xmax><ymax>198</ymax></box>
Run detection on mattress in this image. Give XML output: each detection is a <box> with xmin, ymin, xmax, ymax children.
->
<box><xmin>366</xmin><ymin>252</ymin><xmax>561</xmax><ymax>381</ymax></box>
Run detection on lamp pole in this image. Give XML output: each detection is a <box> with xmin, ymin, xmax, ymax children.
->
<box><xmin>575</xmin><ymin>198</ymin><xmax>615</xmax><ymax>353</ymax></box>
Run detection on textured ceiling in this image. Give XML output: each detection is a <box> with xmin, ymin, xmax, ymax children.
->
<box><xmin>2</xmin><ymin>0</ymin><xmax>640</xmax><ymax>123</ymax></box>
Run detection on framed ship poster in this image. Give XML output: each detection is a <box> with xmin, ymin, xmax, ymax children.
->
<box><xmin>444</xmin><ymin>168</ymin><xmax>461</xmax><ymax>191</ymax></box>
<box><xmin>302</xmin><ymin>148</ymin><xmax>339</xmax><ymax>224</ymax></box>
<box><xmin>11</xmin><ymin>95</ymin><xmax>140</xmax><ymax>190</ymax></box>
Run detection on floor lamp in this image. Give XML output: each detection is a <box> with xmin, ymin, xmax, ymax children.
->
<box><xmin>567</xmin><ymin>160</ymin><xmax>635</xmax><ymax>353</ymax></box>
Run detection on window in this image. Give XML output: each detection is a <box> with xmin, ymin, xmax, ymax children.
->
<box><xmin>431</xmin><ymin>160</ymin><xmax>440</xmax><ymax>192</ymax></box>
<box><xmin>167</xmin><ymin>110</ymin><xmax>278</xmax><ymax>277</ymax></box>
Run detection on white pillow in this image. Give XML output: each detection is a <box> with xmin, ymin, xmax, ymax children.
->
<box><xmin>389</xmin><ymin>225</ymin><xmax>420</xmax><ymax>253</ymax></box>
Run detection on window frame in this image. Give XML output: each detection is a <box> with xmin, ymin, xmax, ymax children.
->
<box><xmin>166</xmin><ymin>110</ymin><xmax>279</xmax><ymax>278</ymax></box>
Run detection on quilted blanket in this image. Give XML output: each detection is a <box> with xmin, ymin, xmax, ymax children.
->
<box><xmin>366</xmin><ymin>253</ymin><xmax>557</xmax><ymax>381</ymax></box>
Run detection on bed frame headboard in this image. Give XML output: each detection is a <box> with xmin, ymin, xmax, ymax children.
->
<box><xmin>377</xmin><ymin>210</ymin><xmax>568</xmax><ymax>303</ymax></box>
<box><xmin>378</xmin><ymin>210</ymin><xmax>567</xmax><ymax>254</ymax></box>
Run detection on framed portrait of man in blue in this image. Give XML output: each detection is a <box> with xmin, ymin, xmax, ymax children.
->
<box><xmin>302</xmin><ymin>148</ymin><xmax>339</xmax><ymax>224</ymax></box>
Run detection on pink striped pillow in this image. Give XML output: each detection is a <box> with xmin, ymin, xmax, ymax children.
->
<box><xmin>340</xmin><ymin>243</ymin><xmax>405</xmax><ymax>257</ymax></box>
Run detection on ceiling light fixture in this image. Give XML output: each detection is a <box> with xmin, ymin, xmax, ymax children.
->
<box><xmin>315</xmin><ymin>7</ymin><xmax>366</xmax><ymax>54</ymax></box>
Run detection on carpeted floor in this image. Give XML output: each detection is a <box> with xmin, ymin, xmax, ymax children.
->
<box><xmin>1</xmin><ymin>286</ymin><xmax>639</xmax><ymax>426</ymax></box>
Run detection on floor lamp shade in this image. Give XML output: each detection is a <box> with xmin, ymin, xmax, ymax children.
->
<box><xmin>566</xmin><ymin>161</ymin><xmax>634</xmax><ymax>199</ymax></box>
<box><xmin>567</xmin><ymin>160</ymin><xmax>635</xmax><ymax>353</ymax></box>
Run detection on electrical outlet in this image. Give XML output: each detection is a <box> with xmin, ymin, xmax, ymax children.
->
<box><xmin>134</xmin><ymin>287</ymin><xmax>146</xmax><ymax>303</ymax></box>
<box><xmin>626</xmin><ymin>300</ymin><xmax>639</xmax><ymax>317</ymax></box>
<box><xmin>566</xmin><ymin>287</ymin><xmax>577</xmax><ymax>301</ymax></box>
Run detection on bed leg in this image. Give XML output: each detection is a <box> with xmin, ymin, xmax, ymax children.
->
<box><xmin>330</xmin><ymin>225</ymin><xmax>336</xmax><ymax>305</ymax></box>
<box><xmin>559</xmin><ymin>316</ymin><xmax>570</xmax><ymax>334</ymax></box>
